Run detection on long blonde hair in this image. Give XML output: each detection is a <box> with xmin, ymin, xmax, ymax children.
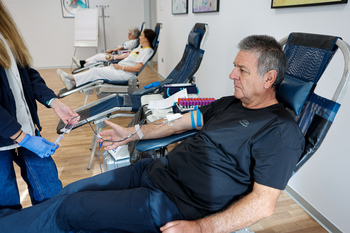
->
<box><xmin>0</xmin><ymin>0</ymin><xmax>32</xmax><ymax>68</ymax></box>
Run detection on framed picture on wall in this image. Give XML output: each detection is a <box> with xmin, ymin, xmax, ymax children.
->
<box><xmin>193</xmin><ymin>0</ymin><xmax>220</xmax><ymax>13</ymax></box>
<box><xmin>61</xmin><ymin>0</ymin><xmax>89</xmax><ymax>18</ymax></box>
<box><xmin>271</xmin><ymin>0</ymin><xmax>347</xmax><ymax>8</ymax></box>
<box><xmin>172</xmin><ymin>0</ymin><xmax>188</xmax><ymax>14</ymax></box>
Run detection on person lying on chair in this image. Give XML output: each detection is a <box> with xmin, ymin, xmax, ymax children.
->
<box><xmin>0</xmin><ymin>35</ymin><xmax>305</xmax><ymax>233</ymax></box>
<box><xmin>72</xmin><ymin>27</ymin><xmax>140</xmax><ymax>68</ymax></box>
<box><xmin>57</xmin><ymin>29</ymin><xmax>156</xmax><ymax>91</ymax></box>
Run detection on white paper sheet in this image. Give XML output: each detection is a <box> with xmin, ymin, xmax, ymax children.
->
<box><xmin>147</xmin><ymin>89</ymin><xmax>188</xmax><ymax>110</ymax></box>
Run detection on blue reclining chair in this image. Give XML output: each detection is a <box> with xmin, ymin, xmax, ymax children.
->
<box><xmin>56</xmin><ymin>23</ymin><xmax>209</xmax><ymax>169</ymax></box>
<box><xmin>135</xmin><ymin>32</ymin><xmax>350</xmax><ymax>233</ymax></box>
<box><xmin>57</xmin><ymin>22</ymin><xmax>160</xmax><ymax>106</ymax></box>
<box><xmin>71</xmin><ymin>22</ymin><xmax>146</xmax><ymax>75</ymax></box>
<box><xmin>278</xmin><ymin>32</ymin><xmax>350</xmax><ymax>173</ymax></box>
<box><xmin>132</xmin><ymin>22</ymin><xmax>209</xmax><ymax>96</ymax></box>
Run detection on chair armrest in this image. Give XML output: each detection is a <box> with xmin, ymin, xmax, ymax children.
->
<box><xmin>135</xmin><ymin>130</ymin><xmax>198</xmax><ymax>152</ymax></box>
<box><xmin>57</xmin><ymin>80</ymin><xmax>104</xmax><ymax>98</ymax></box>
<box><xmin>132</xmin><ymin>79</ymin><xmax>174</xmax><ymax>96</ymax></box>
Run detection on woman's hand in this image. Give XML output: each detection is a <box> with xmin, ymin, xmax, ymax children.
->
<box><xmin>50</xmin><ymin>99</ymin><xmax>80</xmax><ymax>124</ymax></box>
<box><xmin>113</xmin><ymin>63</ymin><xmax>123</xmax><ymax>70</ymax></box>
<box><xmin>105</xmin><ymin>54</ymin><xmax>113</xmax><ymax>60</ymax></box>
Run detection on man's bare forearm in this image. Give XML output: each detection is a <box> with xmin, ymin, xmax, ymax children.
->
<box><xmin>196</xmin><ymin>182</ymin><xmax>280</xmax><ymax>233</ymax></box>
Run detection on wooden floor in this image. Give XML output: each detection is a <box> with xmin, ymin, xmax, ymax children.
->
<box><xmin>14</xmin><ymin>65</ymin><xmax>326</xmax><ymax>232</ymax></box>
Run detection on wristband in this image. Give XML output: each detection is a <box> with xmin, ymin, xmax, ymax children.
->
<box><xmin>191</xmin><ymin>111</ymin><xmax>196</xmax><ymax>130</ymax></box>
<box><xmin>196</xmin><ymin>106</ymin><xmax>202</xmax><ymax>127</ymax></box>
<box><xmin>122</xmin><ymin>66</ymin><xmax>125</xmax><ymax>71</ymax></box>
<box><xmin>190</xmin><ymin>106</ymin><xmax>201</xmax><ymax>130</ymax></box>
<box><xmin>46</xmin><ymin>97</ymin><xmax>56</xmax><ymax>107</ymax></box>
<box><xmin>13</xmin><ymin>130</ymin><xmax>23</xmax><ymax>142</ymax></box>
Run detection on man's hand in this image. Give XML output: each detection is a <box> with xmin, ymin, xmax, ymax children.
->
<box><xmin>160</xmin><ymin>220</ymin><xmax>201</xmax><ymax>233</ymax></box>
<box><xmin>97</xmin><ymin>120</ymin><xmax>135</xmax><ymax>150</ymax></box>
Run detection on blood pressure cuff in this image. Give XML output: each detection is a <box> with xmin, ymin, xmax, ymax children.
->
<box><xmin>163</xmin><ymin>84</ymin><xmax>199</xmax><ymax>98</ymax></box>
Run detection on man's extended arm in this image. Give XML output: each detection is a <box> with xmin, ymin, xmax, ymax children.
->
<box><xmin>160</xmin><ymin>182</ymin><xmax>281</xmax><ymax>233</ymax></box>
<box><xmin>98</xmin><ymin>109</ymin><xmax>203</xmax><ymax>151</ymax></box>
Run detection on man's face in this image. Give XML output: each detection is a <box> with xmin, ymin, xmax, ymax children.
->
<box><xmin>229</xmin><ymin>50</ymin><xmax>267</xmax><ymax>107</ymax></box>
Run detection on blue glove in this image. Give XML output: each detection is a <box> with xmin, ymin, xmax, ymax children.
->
<box><xmin>19</xmin><ymin>134</ymin><xmax>59</xmax><ymax>158</ymax></box>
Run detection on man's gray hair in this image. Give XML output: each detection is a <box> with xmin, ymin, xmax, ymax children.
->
<box><xmin>238</xmin><ymin>35</ymin><xmax>287</xmax><ymax>88</ymax></box>
<box><xmin>129</xmin><ymin>27</ymin><xmax>140</xmax><ymax>37</ymax></box>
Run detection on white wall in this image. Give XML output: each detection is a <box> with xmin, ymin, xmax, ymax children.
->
<box><xmin>3</xmin><ymin>0</ymin><xmax>146</xmax><ymax>68</ymax></box>
<box><xmin>156</xmin><ymin>0</ymin><xmax>350</xmax><ymax>232</ymax></box>
<box><xmin>3</xmin><ymin>0</ymin><xmax>350</xmax><ymax>231</ymax></box>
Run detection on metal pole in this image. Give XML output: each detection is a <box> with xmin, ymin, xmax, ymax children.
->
<box><xmin>101</xmin><ymin>6</ymin><xmax>107</xmax><ymax>51</ymax></box>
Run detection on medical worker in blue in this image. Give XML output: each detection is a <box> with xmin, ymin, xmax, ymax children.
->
<box><xmin>0</xmin><ymin>0</ymin><xmax>79</xmax><ymax>210</ymax></box>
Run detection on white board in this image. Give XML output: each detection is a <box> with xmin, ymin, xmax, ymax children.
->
<box><xmin>74</xmin><ymin>8</ymin><xmax>98</xmax><ymax>47</ymax></box>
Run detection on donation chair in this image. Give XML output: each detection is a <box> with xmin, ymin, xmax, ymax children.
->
<box><xmin>135</xmin><ymin>32</ymin><xmax>350</xmax><ymax>233</ymax></box>
<box><xmin>132</xmin><ymin>22</ymin><xmax>209</xmax><ymax>96</ymax></box>
<box><xmin>71</xmin><ymin>22</ymin><xmax>146</xmax><ymax>75</ymax></box>
<box><xmin>56</xmin><ymin>23</ymin><xmax>209</xmax><ymax>169</ymax></box>
<box><xmin>57</xmin><ymin>23</ymin><xmax>161</xmax><ymax>106</ymax></box>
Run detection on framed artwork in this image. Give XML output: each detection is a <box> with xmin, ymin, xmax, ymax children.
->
<box><xmin>271</xmin><ymin>0</ymin><xmax>347</xmax><ymax>8</ymax></box>
<box><xmin>172</xmin><ymin>0</ymin><xmax>188</xmax><ymax>14</ymax></box>
<box><xmin>61</xmin><ymin>0</ymin><xmax>89</xmax><ymax>18</ymax></box>
<box><xmin>193</xmin><ymin>0</ymin><xmax>219</xmax><ymax>13</ymax></box>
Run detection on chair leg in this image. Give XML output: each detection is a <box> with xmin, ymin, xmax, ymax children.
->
<box><xmin>83</xmin><ymin>94</ymin><xmax>89</xmax><ymax>106</ymax></box>
<box><xmin>89</xmin><ymin>125</ymin><xmax>98</xmax><ymax>150</ymax></box>
<box><xmin>87</xmin><ymin>127</ymin><xmax>102</xmax><ymax>170</ymax></box>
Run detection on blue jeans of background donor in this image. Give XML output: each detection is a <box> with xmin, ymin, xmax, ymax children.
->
<box><xmin>0</xmin><ymin>158</ymin><xmax>184</xmax><ymax>233</ymax></box>
<box><xmin>0</xmin><ymin>147</ymin><xmax>62</xmax><ymax>210</ymax></box>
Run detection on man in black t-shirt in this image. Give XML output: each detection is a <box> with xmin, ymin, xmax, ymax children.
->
<box><xmin>0</xmin><ymin>35</ymin><xmax>304</xmax><ymax>233</ymax></box>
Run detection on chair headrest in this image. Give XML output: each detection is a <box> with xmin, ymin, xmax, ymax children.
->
<box><xmin>152</xmin><ymin>23</ymin><xmax>161</xmax><ymax>48</ymax></box>
<box><xmin>140</xmin><ymin>22</ymin><xmax>145</xmax><ymax>35</ymax></box>
<box><xmin>193</xmin><ymin>23</ymin><xmax>206</xmax><ymax>33</ymax></box>
<box><xmin>188</xmin><ymin>23</ymin><xmax>207</xmax><ymax>49</ymax></box>
<box><xmin>278</xmin><ymin>32</ymin><xmax>341</xmax><ymax>115</ymax></box>
<box><xmin>188</xmin><ymin>32</ymin><xmax>200</xmax><ymax>48</ymax></box>
<box><xmin>287</xmin><ymin>32</ymin><xmax>339</xmax><ymax>51</ymax></box>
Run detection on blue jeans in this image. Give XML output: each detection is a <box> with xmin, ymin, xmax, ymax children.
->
<box><xmin>0</xmin><ymin>159</ymin><xmax>184</xmax><ymax>233</ymax></box>
<box><xmin>0</xmin><ymin>147</ymin><xmax>62</xmax><ymax>209</ymax></box>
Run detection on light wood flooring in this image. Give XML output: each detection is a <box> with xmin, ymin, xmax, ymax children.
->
<box><xmin>14</xmin><ymin>64</ymin><xmax>327</xmax><ymax>232</ymax></box>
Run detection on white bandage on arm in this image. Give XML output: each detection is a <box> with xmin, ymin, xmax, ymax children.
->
<box><xmin>166</xmin><ymin>113</ymin><xmax>183</xmax><ymax>126</ymax></box>
<box><xmin>135</xmin><ymin>124</ymin><xmax>144</xmax><ymax>139</ymax></box>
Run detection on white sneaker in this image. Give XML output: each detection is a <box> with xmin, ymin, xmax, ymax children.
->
<box><xmin>57</xmin><ymin>69</ymin><xmax>63</xmax><ymax>76</ymax></box>
<box><xmin>72</xmin><ymin>56</ymin><xmax>80</xmax><ymax>67</ymax></box>
<box><xmin>58</xmin><ymin>71</ymin><xmax>75</xmax><ymax>90</ymax></box>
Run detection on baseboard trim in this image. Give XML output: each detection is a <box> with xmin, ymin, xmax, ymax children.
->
<box><xmin>285</xmin><ymin>185</ymin><xmax>342</xmax><ymax>233</ymax></box>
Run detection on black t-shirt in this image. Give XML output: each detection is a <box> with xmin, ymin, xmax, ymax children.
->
<box><xmin>148</xmin><ymin>96</ymin><xmax>305</xmax><ymax>220</ymax></box>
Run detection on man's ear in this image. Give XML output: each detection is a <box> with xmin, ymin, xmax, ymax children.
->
<box><xmin>263</xmin><ymin>70</ymin><xmax>277</xmax><ymax>88</ymax></box>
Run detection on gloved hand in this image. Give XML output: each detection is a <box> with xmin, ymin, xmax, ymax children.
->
<box><xmin>18</xmin><ymin>134</ymin><xmax>59</xmax><ymax>158</ymax></box>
